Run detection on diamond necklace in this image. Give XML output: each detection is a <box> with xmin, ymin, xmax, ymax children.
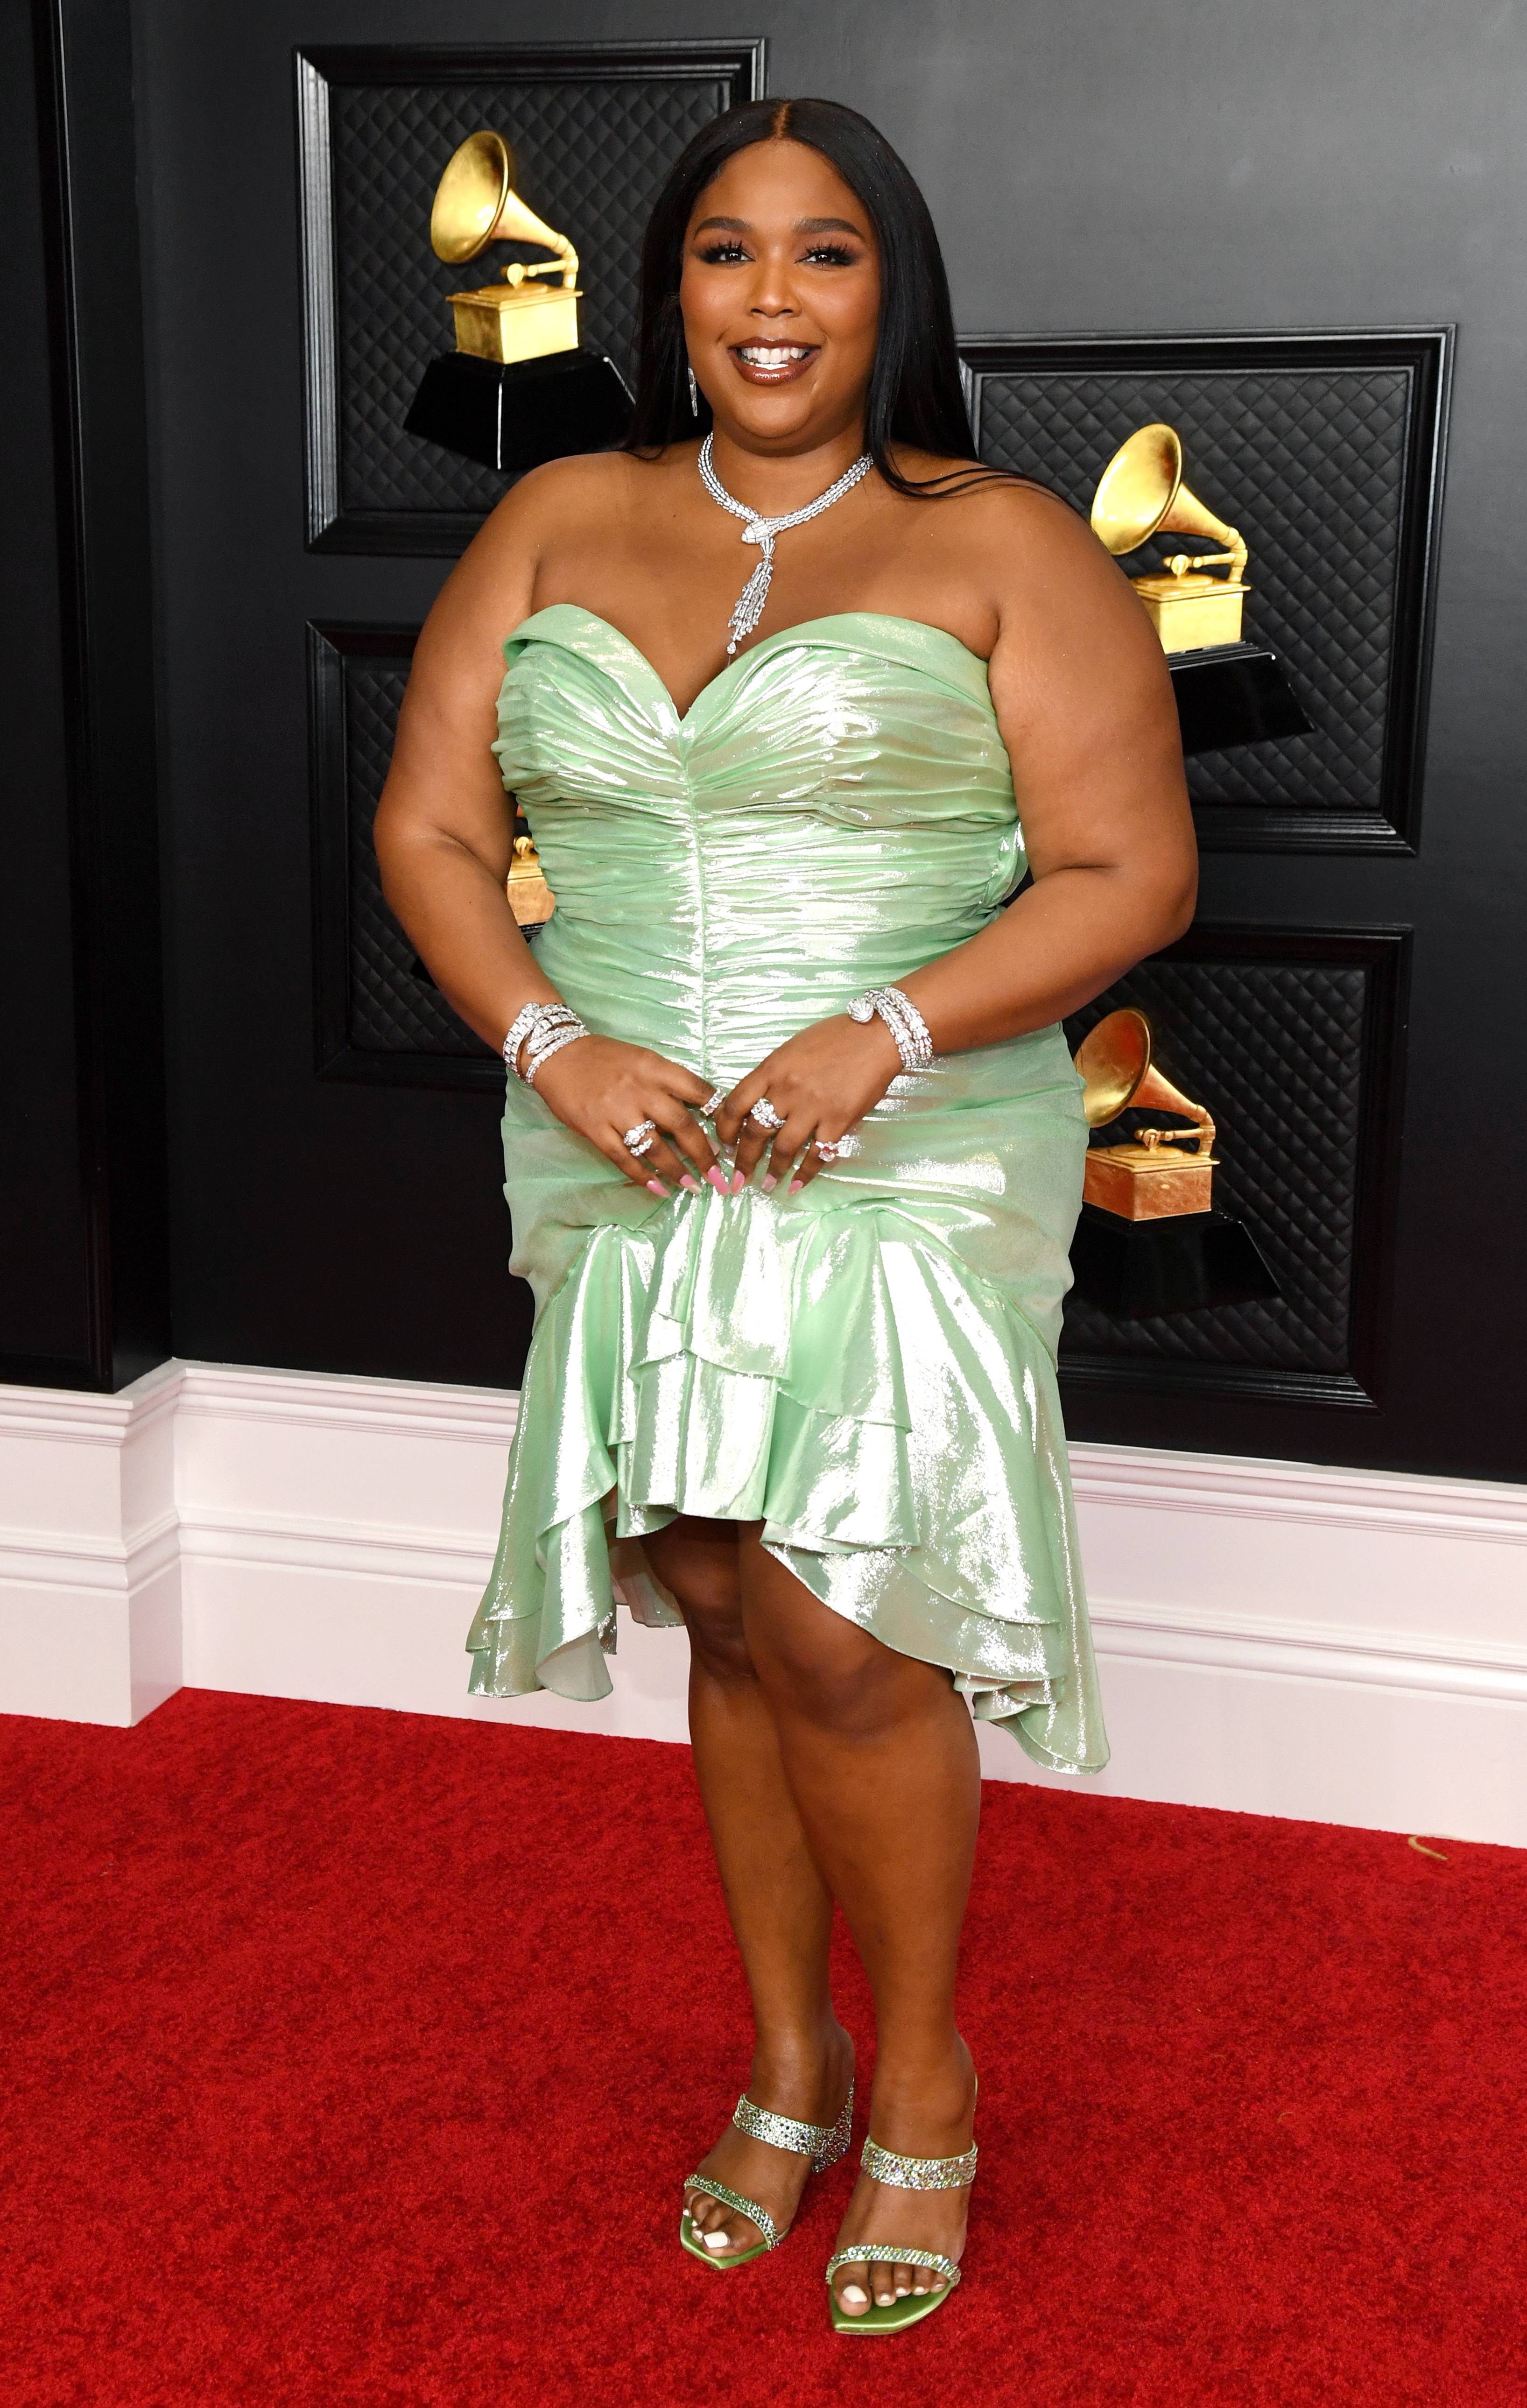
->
<box><xmin>697</xmin><ymin>432</ymin><xmax>873</xmax><ymax>656</ymax></box>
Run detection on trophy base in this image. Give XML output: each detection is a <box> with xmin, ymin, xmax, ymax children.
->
<box><xmin>404</xmin><ymin>348</ymin><xmax>633</xmax><ymax>472</ymax></box>
<box><xmin>1168</xmin><ymin>641</ymin><xmax>1313</xmax><ymax>756</ymax></box>
<box><xmin>1132</xmin><ymin>573</ymin><xmax>1249</xmax><ymax>654</ymax></box>
<box><xmin>449</xmin><ymin>285</ymin><xmax>581</xmax><ymax>364</ymax></box>
<box><xmin>1069</xmin><ymin>1204</ymin><xmax>1281</xmax><ymax>1319</ymax></box>
<box><xmin>1083</xmin><ymin>1146</ymin><xmax>1216</xmax><ymax>1220</ymax></box>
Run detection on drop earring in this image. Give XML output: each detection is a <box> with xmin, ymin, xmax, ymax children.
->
<box><xmin>688</xmin><ymin>365</ymin><xmax>699</xmax><ymax>418</ymax></box>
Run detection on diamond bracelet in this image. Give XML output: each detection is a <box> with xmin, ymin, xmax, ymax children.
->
<box><xmin>502</xmin><ymin>1000</ymin><xmax>589</xmax><ymax>1088</ymax></box>
<box><xmin>846</xmin><ymin>986</ymin><xmax>935</xmax><ymax>1073</ymax></box>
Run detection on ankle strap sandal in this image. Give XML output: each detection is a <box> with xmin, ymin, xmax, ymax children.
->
<box><xmin>680</xmin><ymin>2084</ymin><xmax>854</xmax><ymax>2272</ymax></box>
<box><xmin>825</xmin><ymin>2133</ymin><xmax>978</xmax><ymax>2334</ymax></box>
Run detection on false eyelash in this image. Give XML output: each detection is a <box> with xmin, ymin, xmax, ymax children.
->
<box><xmin>697</xmin><ymin>243</ymin><xmax>751</xmax><ymax>264</ymax></box>
<box><xmin>801</xmin><ymin>244</ymin><xmax>859</xmax><ymax>267</ymax></box>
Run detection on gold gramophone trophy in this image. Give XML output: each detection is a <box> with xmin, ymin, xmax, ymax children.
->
<box><xmin>1074</xmin><ymin>1009</ymin><xmax>1217</xmax><ymax>1220</ymax></box>
<box><xmin>404</xmin><ymin>130</ymin><xmax>632</xmax><ymax>473</ymax></box>
<box><xmin>1091</xmin><ymin>425</ymin><xmax>1249</xmax><ymax>655</ymax></box>
<box><xmin>430</xmin><ymin>131</ymin><xmax>582</xmax><ymax>363</ymax></box>
<box><xmin>506</xmin><ymin>823</ymin><xmax>554</xmax><ymax>931</ymax></box>
<box><xmin>1067</xmin><ymin>1008</ymin><xmax>1280</xmax><ymax>1317</ymax></box>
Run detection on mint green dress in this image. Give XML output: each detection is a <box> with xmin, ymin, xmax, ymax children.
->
<box><xmin>465</xmin><ymin>606</ymin><xmax>1108</xmax><ymax>1776</ymax></box>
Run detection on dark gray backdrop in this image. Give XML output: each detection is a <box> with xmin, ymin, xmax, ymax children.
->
<box><xmin>10</xmin><ymin>0</ymin><xmax>1526</xmax><ymax>1482</ymax></box>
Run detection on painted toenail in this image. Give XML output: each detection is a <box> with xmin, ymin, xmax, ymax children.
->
<box><xmin>703</xmin><ymin>2230</ymin><xmax>730</xmax><ymax>2250</ymax></box>
<box><xmin>841</xmin><ymin>2285</ymin><xmax>867</xmax><ymax>2306</ymax></box>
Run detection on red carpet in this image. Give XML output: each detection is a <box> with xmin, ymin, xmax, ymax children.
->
<box><xmin>1</xmin><ymin>1690</ymin><xmax>1523</xmax><ymax>2407</ymax></box>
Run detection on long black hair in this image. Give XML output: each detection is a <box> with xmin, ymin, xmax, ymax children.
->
<box><xmin>624</xmin><ymin>97</ymin><xmax>986</xmax><ymax>497</ymax></box>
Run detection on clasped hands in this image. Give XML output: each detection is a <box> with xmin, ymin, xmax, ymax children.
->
<box><xmin>530</xmin><ymin>1011</ymin><xmax>905</xmax><ymax>1196</ymax></box>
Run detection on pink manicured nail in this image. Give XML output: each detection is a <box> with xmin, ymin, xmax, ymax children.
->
<box><xmin>730</xmin><ymin>1170</ymin><xmax>746</xmax><ymax>1195</ymax></box>
<box><xmin>705</xmin><ymin>1167</ymin><xmax>729</xmax><ymax>1193</ymax></box>
<box><xmin>788</xmin><ymin>1179</ymin><xmax>804</xmax><ymax>1195</ymax></box>
<box><xmin>679</xmin><ymin>1175</ymin><xmax>702</xmax><ymax>1193</ymax></box>
<box><xmin>761</xmin><ymin>1174</ymin><xmax>777</xmax><ymax>1193</ymax></box>
<box><xmin>646</xmin><ymin>1180</ymin><xmax>669</xmax><ymax>1197</ymax></box>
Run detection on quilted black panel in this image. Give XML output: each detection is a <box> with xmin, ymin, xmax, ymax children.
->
<box><xmin>1061</xmin><ymin>958</ymin><xmax>1368</xmax><ymax>1375</ymax></box>
<box><xmin>344</xmin><ymin>654</ymin><xmax>492</xmax><ymax>1058</ymax></box>
<box><xmin>327</xmin><ymin>73</ymin><xmax>734</xmax><ymax>522</ymax></box>
<box><xmin>976</xmin><ymin>363</ymin><xmax>1411</xmax><ymax>816</ymax></box>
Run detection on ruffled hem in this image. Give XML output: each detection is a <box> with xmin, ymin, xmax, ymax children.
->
<box><xmin>467</xmin><ymin>1186</ymin><xmax>1107</xmax><ymax>1775</ymax></box>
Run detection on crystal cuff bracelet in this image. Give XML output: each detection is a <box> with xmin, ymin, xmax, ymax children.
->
<box><xmin>522</xmin><ymin>1021</ymin><xmax>587</xmax><ymax>1087</ymax></box>
<box><xmin>846</xmin><ymin>986</ymin><xmax>935</xmax><ymax>1072</ymax></box>
<box><xmin>502</xmin><ymin>1000</ymin><xmax>586</xmax><ymax>1086</ymax></box>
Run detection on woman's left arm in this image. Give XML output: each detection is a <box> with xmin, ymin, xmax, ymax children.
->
<box><xmin>718</xmin><ymin>486</ymin><xmax>1197</xmax><ymax>1188</ymax></box>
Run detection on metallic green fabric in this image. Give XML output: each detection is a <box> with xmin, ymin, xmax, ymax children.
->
<box><xmin>466</xmin><ymin>606</ymin><xmax>1108</xmax><ymax>1775</ymax></box>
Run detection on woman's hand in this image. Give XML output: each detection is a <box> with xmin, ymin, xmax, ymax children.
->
<box><xmin>716</xmin><ymin>1014</ymin><xmax>903</xmax><ymax>1191</ymax></box>
<box><xmin>531</xmin><ymin>1035</ymin><xmax>725</xmax><ymax>1194</ymax></box>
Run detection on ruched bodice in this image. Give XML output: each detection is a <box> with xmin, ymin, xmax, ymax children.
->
<box><xmin>468</xmin><ymin>607</ymin><xmax>1108</xmax><ymax>1777</ymax></box>
<box><xmin>495</xmin><ymin>606</ymin><xmax>1023</xmax><ymax>1093</ymax></box>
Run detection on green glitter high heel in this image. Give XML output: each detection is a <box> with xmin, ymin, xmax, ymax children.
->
<box><xmin>680</xmin><ymin>2084</ymin><xmax>854</xmax><ymax>2271</ymax></box>
<box><xmin>824</xmin><ymin>2123</ymin><xmax>978</xmax><ymax>2335</ymax></box>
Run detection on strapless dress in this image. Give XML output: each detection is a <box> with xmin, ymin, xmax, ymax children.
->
<box><xmin>465</xmin><ymin>605</ymin><xmax>1108</xmax><ymax>1775</ymax></box>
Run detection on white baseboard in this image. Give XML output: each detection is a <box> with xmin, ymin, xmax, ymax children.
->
<box><xmin>2</xmin><ymin>1358</ymin><xmax>1524</xmax><ymax>1845</ymax></box>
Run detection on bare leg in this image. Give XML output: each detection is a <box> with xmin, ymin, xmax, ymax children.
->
<box><xmin>739</xmin><ymin>1531</ymin><xmax>980</xmax><ymax>2317</ymax></box>
<box><xmin>640</xmin><ymin>1515</ymin><xmax>855</xmax><ymax>2260</ymax></box>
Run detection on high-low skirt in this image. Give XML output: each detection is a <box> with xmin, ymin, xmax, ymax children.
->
<box><xmin>467</xmin><ymin>1015</ymin><xmax>1108</xmax><ymax>1777</ymax></box>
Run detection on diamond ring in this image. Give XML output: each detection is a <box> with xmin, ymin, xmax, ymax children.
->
<box><xmin>813</xmin><ymin>1134</ymin><xmax>860</xmax><ymax>1162</ymax></box>
<box><xmin>701</xmin><ymin>1090</ymin><xmax>725</xmax><ymax>1118</ymax></box>
<box><xmin>748</xmin><ymin>1098</ymin><xmax>784</xmax><ymax>1133</ymax></box>
<box><xmin>623</xmin><ymin>1120</ymin><xmax>657</xmax><ymax>1156</ymax></box>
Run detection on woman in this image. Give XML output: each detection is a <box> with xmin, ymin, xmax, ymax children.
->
<box><xmin>375</xmin><ymin>97</ymin><xmax>1194</xmax><ymax>2333</ymax></box>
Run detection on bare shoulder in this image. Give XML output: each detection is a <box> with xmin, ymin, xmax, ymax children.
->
<box><xmin>418</xmin><ymin>448</ymin><xmax>662</xmax><ymax>662</ymax></box>
<box><xmin>474</xmin><ymin>446</ymin><xmax>651</xmax><ymax>553</ymax></box>
<box><xmin>915</xmin><ymin>465</ymin><xmax>1099</xmax><ymax>579</ymax></box>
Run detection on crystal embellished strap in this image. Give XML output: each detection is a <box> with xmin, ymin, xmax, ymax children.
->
<box><xmin>733</xmin><ymin>2083</ymin><xmax>853</xmax><ymax>2167</ymax></box>
<box><xmin>823</xmin><ymin>2244</ymin><xmax>961</xmax><ymax>2285</ymax></box>
<box><xmin>683</xmin><ymin>2174</ymin><xmax>779</xmax><ymax>2249</ymax></box>
<box><xmin>861</xmin><ymin>2136</ymin><xmax>978</xmax><ymax>2190</ymax></box>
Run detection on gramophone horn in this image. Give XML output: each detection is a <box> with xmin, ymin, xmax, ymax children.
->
<box><xmin>1075</xmin><ymin>1007</ymin><xmax>1152</xmax><ymax>1127</ymax></box>
<box><xmin>1090</xmin><ymin>423</ymin><xmax>1247</xmax><ymax>584</ymax></box>
<box><xmin>429</xmin><ymin>130</ymin><xmax>578</xmax><ymax>285</ymax></box>
<box><xmin>1074</xmin><ymin>1008</ymin><xmax>1216</xmax><ymax>1149</ymax></box>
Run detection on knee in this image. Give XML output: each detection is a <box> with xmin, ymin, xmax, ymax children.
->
<box><xmin>663</xmin><ymin>1569</ymin><xmax>754</xmax><ymax>1686</ymax></box>
<box><xmin>749</xmin><ymin>1604</ymin><xmax>909</xmax><ymax>1739</ymax></box>
<box><xmin>640</xmin><ymin>1522</ymin><xmax>755</xmax><ymax>1684</ymax></box>
<box><xmin>682</xmin><ymin>1592</ymin><xmax>756</xmax><ymax>1685</ymax></box>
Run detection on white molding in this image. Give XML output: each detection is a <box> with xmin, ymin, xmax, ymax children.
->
<box><xmin>1089</xmin><ymin>1595</ymin><xmax>1527</xmax><ymax>1704</ymax></box>
<box><xmin>1</xmin><ymin>1509</ymin><xmax>181</xmax><ymax>1593</ymax></box>
<box><xmin>0</xmin><ymin>1357</ymin><xmax>182</xmax><ymax>1447</ymax></box>
<box><xmin>175</xmin><ymin>1360</ymin><xmax>519</xmax><ymax>1445</ymax></box>
<box><xmin>1</xmin><ymin>1358</ymin><xmax>1524</xmax><ymax>1842</ymax></box>
<box><xmin>177</xmin><ymin>1505</ymin><xmax>494</xmax><ymax>1586</ymax></box>
<box><xmin>1070</xmin><ymin>1439</ymin><xmax>1527</xmax><ymax>1547</ymax></box>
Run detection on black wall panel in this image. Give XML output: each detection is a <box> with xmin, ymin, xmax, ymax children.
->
<box><xmin>307</xmin><ymin>621</ymin><xmax>494</xmax><ymax>1081</ymax></box>
<box><xmin>1</xmin><ymin>1</ymin><xmax>92</xmax><ymax>1380</ymax></box>
<box><xmin>965</xmin><ymin>333</ymin><xmax>1449</xmax><ymax>854</ymax></box>
<box><xmin>85</xmin><ymin>0</ymin><xmax>1527</xmax><ymax>1480</ymax></box>
<box><xmin>296</xmin><ymin>42</ymin><xmax>764</xmax><ymax>549</ymax></box>
<box><xmin>5</xmin><ymin>0</ymin><xmax>169</xmax><ymax>1390</ymax></box>
<box><xmin>1059</xmin><ymin>929</ymin><xmax>1407</xmax><ymax>1409</ymax></box>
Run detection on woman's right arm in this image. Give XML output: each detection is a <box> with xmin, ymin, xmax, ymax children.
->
<box><xmin>373</xmin><ymin>472</ymin><xmax>722</xmax><ymax>1195</ymax></box>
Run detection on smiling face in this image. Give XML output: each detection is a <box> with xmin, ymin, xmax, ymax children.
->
<box><xmin>678</xmin><ymin>138</ymin><xmax>882</xmax><ymax>454</ymax></box>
